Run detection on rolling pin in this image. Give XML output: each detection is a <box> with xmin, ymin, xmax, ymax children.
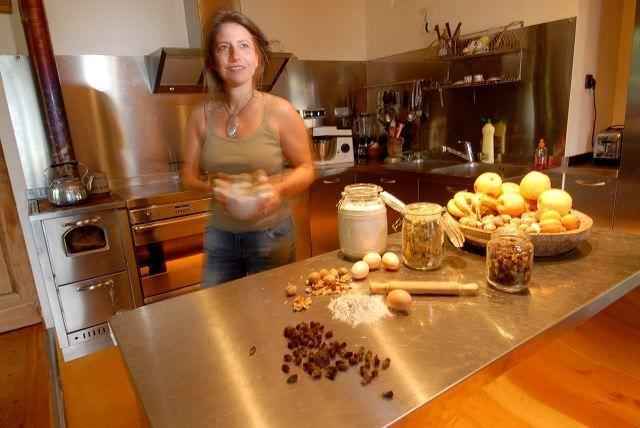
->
<box><xmin>369</xmin><ymin>281</ymin><xmax>478</xmax><ymax>296</ymax></box>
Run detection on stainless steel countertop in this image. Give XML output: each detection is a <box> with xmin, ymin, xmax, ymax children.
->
<box><xmin>28</xmin><ymin>192</ymin><xmax>126</xmax><ymax>221</ymax></box>
<box><xmin>112</xmin><ymin>181</ymin><xmax>212</xmax><ymax>209</ymax></box>
<box><xmin>110</xmin><ymin>229</ymin><xmax>640</xmax><ymax>427</ymax></box>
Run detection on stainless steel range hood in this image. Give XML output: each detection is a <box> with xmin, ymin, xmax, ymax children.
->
<box><xmin>145</xmin><ymin>0</ymin><xmax>293</xmax><ymax>94</ymax></box>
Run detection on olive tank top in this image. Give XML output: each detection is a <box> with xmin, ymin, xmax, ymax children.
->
<box><xmin>200</xmin><ymin>94</ymin><xmax>291</xmax><ymax>232</ymax></box>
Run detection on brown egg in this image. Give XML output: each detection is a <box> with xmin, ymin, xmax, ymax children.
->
<box><xmin>386</xmin><ymin>289</ymin><xmax>412</xmax><ymax>313</ymax></box>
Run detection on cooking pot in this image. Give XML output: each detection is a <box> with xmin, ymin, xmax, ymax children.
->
<box><xmin>43</xmin><ymin>162</ymin><xmax>94</xmax><ymax>206</ymax></box>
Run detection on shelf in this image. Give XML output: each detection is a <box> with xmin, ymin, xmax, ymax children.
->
<box><xmin>428</xmin><ymin>48</ymin><xmax>522</xmax><ymax>62</ymax></box>
<box><xmin>424</xmin><ymin>77</ymin><xmax>521</xmax><ymax>92</ymax></box>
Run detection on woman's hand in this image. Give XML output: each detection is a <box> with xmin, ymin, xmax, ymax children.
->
<box><xmin>254</xmin><ymin>184</ymin><xmax>282</xmax><ymax>218</ymax></box>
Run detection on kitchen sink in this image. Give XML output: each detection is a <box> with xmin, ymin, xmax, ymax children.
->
<box><xmin>431</xmin><ymin>162</ymin><xmax>532</xmax><ymax>179</ymax></box>
<box><xmin>381</xmin><ymin>159</ymin><xmax>461</xmax><ymax>172</ymax></box>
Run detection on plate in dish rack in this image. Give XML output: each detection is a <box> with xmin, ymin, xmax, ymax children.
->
<box><xmin>459</xmin><ymin>210</ymin><xmax>593</xmax><ymax>256</ymax></box>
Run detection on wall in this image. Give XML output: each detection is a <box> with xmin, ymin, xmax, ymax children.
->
<box><xmin>612</xmin><ymin>0</ymin><xmax>636</xmax><ymax>124</ymax></box>
<box><xmin>41</xmin><ymin>0</ymin><xmax>188</xmax><ymax>55</ymax></box>
<box><xmin>240</xmin><ymin>0</ymin><xmax>366</xmax><ymax>61</ymax></box>
<box><xmin>564</xmin><ymin>0</ymin><xmax>635</xmax><ymax>156</ymax></box>
<box><xmin>0</xmin><ymin>14</ymin><xmax>15</xmax><ymax>54</ymax></box>
<box><xmin>364</xmin><ymin>0</ymin><xmax>579</xmax><ymax>60</ymax></box>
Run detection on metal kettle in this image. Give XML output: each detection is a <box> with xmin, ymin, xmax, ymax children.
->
<box><xmin>43</xmin><ymin>162</ymin><xmax>94</xmax><ymax>206</ymax></box>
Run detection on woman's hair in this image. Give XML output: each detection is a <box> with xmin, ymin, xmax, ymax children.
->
<box><xmin>202</xmin><ymin>8</ymin><xmax>269</xmax><ymax>101</ymax></box>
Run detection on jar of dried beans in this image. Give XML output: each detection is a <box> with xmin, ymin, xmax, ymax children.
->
<box><xmin>486</xmin><ymin>227</ymin><xmax>534</xmax><ymax>293</ymax></box>
<box><xmin>338</xmin><ymin>183</ymin><xmax>387</xmax><ymax>259</ymax></box>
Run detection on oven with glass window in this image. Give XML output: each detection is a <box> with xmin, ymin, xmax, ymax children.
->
<box><xmin>30</xmin><ymin>196</ymin><xmax>140</xmax><ymax>361</ymax></box>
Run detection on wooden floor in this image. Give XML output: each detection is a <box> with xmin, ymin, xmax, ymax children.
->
<box><xmin>2</xmin><ymin>288</ymin><xmax>639</xmax><ymax>427</ymax></box>
<box><xmin>0</xmin><ymin>323</ymin><xmax>50</xmax><ymax>428</ymax></box>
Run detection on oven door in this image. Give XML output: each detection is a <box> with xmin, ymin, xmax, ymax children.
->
<box><xmin>131</xmin><ymin>212</ymin><xmax>211</xmax><ymax>300</ymax></box>
<box><xmin>43</xmin><ymin>210</ymin><xmax>126</xmax><ymax>286</ymax></box>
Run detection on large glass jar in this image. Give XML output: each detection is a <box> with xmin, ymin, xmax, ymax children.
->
<box><xmin>401</xmin><ymin>203</ymin><xmax>446</xmax><ymax>270</ymax></box>
<box><xmin>486</xmin><ymin>227</ymin><xmax>534</xmax><ymax>293</ymax></box>
<box><xmin>338</xmin><ymin>183</ymin><xmax>387</xmax><ymax>259</ymax></box>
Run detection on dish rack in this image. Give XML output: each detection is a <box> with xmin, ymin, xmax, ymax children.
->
<box><xmin>444</xmin><ymin>21</ymin><xmax>524</xmax><ymax>60</ymax></box>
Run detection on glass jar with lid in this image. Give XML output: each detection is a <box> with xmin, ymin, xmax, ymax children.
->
<box><xmin>486</xmin><ymin>227</ymin><xmax>534</xmax><ymax>293</ymax></box>
<box><xmin>401</xmin><ymin>202</ymin><xmax>448</xmax><ymax>270</ymax></box>
<box><xmin>337</xmin><ymin>183</ymin><xmax>387</xmax><ymax>259</ymax></box>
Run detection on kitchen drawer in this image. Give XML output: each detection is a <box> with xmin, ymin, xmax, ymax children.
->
<box><xmin>419</xmin><ymin>178</ymin><xmax>472</xmax><ymax>206</ymax></box>
<box><xmin>43</xmin><ymin>210</ymin><xmax>126</xmax><ymax>285</ymax></box>
<box><xmin>57</xmin><ymin>271</ymin><xmax>133</xmax><ymax>333</ymax></box>
<box><xmin>309</xmin><ymin>172</ymin><xmax>356</xmax><ymax>256</ymax></box>
<box><xmin>564</xmin><ymin>174</ymin><xmax>617</xmax><ymax>229</ymax></box>
<box><xmin>357</xmin><ymin>172</ymin><xmax>419</xmax><ymax>231</ymax></box>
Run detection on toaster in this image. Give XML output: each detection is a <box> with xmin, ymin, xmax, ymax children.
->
<box><xmin>593</xmin><ymin>125</ymin><xmax>623</xmax><ymax>164</ymax></box>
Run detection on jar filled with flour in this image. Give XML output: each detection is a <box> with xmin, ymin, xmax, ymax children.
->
<box><xmin>338</xmin><ymin>183</ymin><xmax>387</xmax><ymax>259</ymax></box>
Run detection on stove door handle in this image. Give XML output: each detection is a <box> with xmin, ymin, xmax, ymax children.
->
<box><xmin>63</xmin><ymin>216</ymin><xmax>101</xmax><ymax>228</ymax></box>
<box><xmin>77</xmin><ymin>279</ymin><xmax>116</xmax><ymax>311</ymax></box>
<box><xmin>132</xmin><ymin>212</ymin><xmax>212</xmax><ymax>233</ymax></box>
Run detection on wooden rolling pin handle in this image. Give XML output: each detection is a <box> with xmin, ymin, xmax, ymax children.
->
<box><xmin>369</xmin><ymin>281</ymin><xmax>478</xmax><ymax>296</ymax></box>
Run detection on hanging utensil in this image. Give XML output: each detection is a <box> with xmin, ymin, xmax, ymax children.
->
<box><xmin>407</xmin><ymin>80</ymin><xmax>416</xmax><ymax>123</ymax></box>
<box><xmin>415</xmin><ymin>80</ymin><xmax>423</xmax><ymax>120</ymax></box>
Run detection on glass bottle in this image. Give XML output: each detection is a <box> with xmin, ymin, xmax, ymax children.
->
<box><xmin>401</xmin><ymin>203</ymin><xmax>446</xmax><ymax>270</ymax></box>
<box><xmin>337</xmin><ymin>183</ymin><xmax>387</xmax><ymax>259</ymax></box>
<box><xmin>534</xmin><ymin>138</ymin><xmax>548</xmax><ymax>170</ymax></box>
<box><xmin>486</xmin><ymin>227</ymin><xmax>534</xmax><ymax>293</ymax></box>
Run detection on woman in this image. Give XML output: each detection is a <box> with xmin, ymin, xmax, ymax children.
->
<box><xmin>181</xmin><ymin>8</ymin><xmax>314</xmax><ymax>287</ymax></box>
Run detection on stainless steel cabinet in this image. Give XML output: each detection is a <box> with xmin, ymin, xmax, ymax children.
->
<box><xmin>357</xmin><ymin>172</ymin><xmax>419</xmax><ymax>231</ymax></box>
<box><xmin>564</xmin><ymin>174</ymin><xmax>617</xmax><ymax>229</ymax></box>
<box><xmin>309</xmin><ymin>171</ymin><xmax>356</xmax><ymax>256</ymax></box>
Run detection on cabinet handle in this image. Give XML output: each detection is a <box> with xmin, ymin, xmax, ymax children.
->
<box><xmin>446</xmin><ymin>186</ymin><xmax>463</xmax><ymax>193</ymax></box>
<box><xmin>63</xmin><ymin>216</ymin><xmax>101</xmax><ymax>228</ymax></box>
<box><xmin>77</xmin><ymin>279</ymin><xmax>114</xmax><ymax>292</ymax></box>
<box><xmin>380</xmin><ymin>178</ymin><xmax>396</xmax><ymax>184</ymax></box>
<box><xmin>323</xmin><ymin>178</ymin><xmax>341</xmax><ymax>184</ymax></box>
<box><xmin>574</xmin><ymin>179</ymin><xmax>606</xmax><ymax>187</ymax></box>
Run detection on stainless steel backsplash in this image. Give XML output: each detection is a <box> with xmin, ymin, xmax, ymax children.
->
<box><xmin>365</xmin><ymin>18</ymin><xmax>576</xmax><ymax>163</ymax></box>
<box><xmin>0</xmin><ymin>18</ymin><xmax>574</xmax><ymax>194</ymax></box>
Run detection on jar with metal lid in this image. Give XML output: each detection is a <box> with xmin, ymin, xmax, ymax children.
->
<box><xmin>337</xmin><ymin>183</ymin><xmax>387</xmax><ymax>259</ymax></box>
<box><xmin>401</xmin><ymin>202</ymin><xmax>448</xmax><ymax>270</ymax></box>
<box><xmin>486</xmin><ymin>227</ymin><xmax>534</xmax><ymax>293</ymax></box>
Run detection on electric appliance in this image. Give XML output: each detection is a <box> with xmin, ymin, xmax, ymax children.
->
<box><xmin>312</xmin><ymin>126</ymin><xmax>354</xmax><ymax>167</ymax></box>
<box><xmin>594</xmin><ymin>125</ymin><xmax>623</xmax><ymax>164</ymax></box>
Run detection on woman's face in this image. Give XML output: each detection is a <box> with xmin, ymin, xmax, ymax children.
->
<box><xmin>213</xmin><ymin>23</ymin><xmax>260</xmax><ymax>87</ymax></box>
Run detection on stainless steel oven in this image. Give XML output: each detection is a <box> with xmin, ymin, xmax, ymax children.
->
<box><xmin>128</xmin><ymin>198</ymin><xmax>212</xmax><ymax>303</ymax></box>
<box><xmin>43</xmin><ymin>210</ymin><xmax>126</xmax><ymax>285</ymax></box>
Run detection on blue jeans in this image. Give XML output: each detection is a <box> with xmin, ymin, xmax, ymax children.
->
<box><xmin>201</xmin><ymin>217</ymin><xmax>296</xmax><ymax>287</ymax></box>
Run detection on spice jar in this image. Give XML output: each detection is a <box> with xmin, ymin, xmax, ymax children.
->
<box><xmin>486</xmin><ymin>227</ymin><xmax>534</xmax><ymax>293</ymax></box>
<box><xmin>401</xmin><ymin>203</ymin><xmax>447</xmax><ymax>270</ymax></box>
<box><xmin>337</xmin><ymin>183</ymin><xmax>387</xmax><ymax>259</ymax></box>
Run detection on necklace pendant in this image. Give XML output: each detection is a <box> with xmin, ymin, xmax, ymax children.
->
<box><xmin>226</xmin><ymin>115</ymin><xmax>239</xmax><ymax>137</ymax></box>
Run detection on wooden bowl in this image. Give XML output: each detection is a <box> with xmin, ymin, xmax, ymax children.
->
<box><xmin>459</xmin><ymin>210</ymin><xmax>593</xmax><ymax>257</ymax></box>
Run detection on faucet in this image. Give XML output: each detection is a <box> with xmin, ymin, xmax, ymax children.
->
<box><xmin>442</xmin><ymin>141</ymin><xmax>474</xmax><ymax>163</ymax></box>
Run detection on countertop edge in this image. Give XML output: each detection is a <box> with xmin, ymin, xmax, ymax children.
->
<box><xmin>392</xmin><ymin>269</ymin><xmax>640</xmax><ymax>426</ymax></box>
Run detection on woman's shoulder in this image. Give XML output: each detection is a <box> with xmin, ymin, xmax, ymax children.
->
<box><xmin>265</xmin><ymin>94</ymin><xmax>298</xmax><ymax>118</ymax></box>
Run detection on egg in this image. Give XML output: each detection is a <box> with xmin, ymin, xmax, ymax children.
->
<box><xmin>351</xmin><ymin>261</ymin><xmax>370</xmax><ymax>279</ymax></box>
<box><xmin>362</xmin><ymin>252</ymin><xmax>382</xmax><ymax>270</ymax></box>
<box><xmin>386</xmin><ymin>289</ymin><xmax>412</xmax><ymax>313</ymax></box>
<box><xmin>381</xmin><ymin>252</ymin><xmax>400</xmax><ymax>271</ymax></box>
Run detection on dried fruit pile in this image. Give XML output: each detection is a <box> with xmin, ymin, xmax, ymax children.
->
<box><xmin>305</xmin><ymin>268</ymin><xmax>352</xmax><ymax>296</ymax></box>
<box><xmin>281</xmin><ymin>321</ymin><xmax>391</xmax><ymax>397</ymax></box>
